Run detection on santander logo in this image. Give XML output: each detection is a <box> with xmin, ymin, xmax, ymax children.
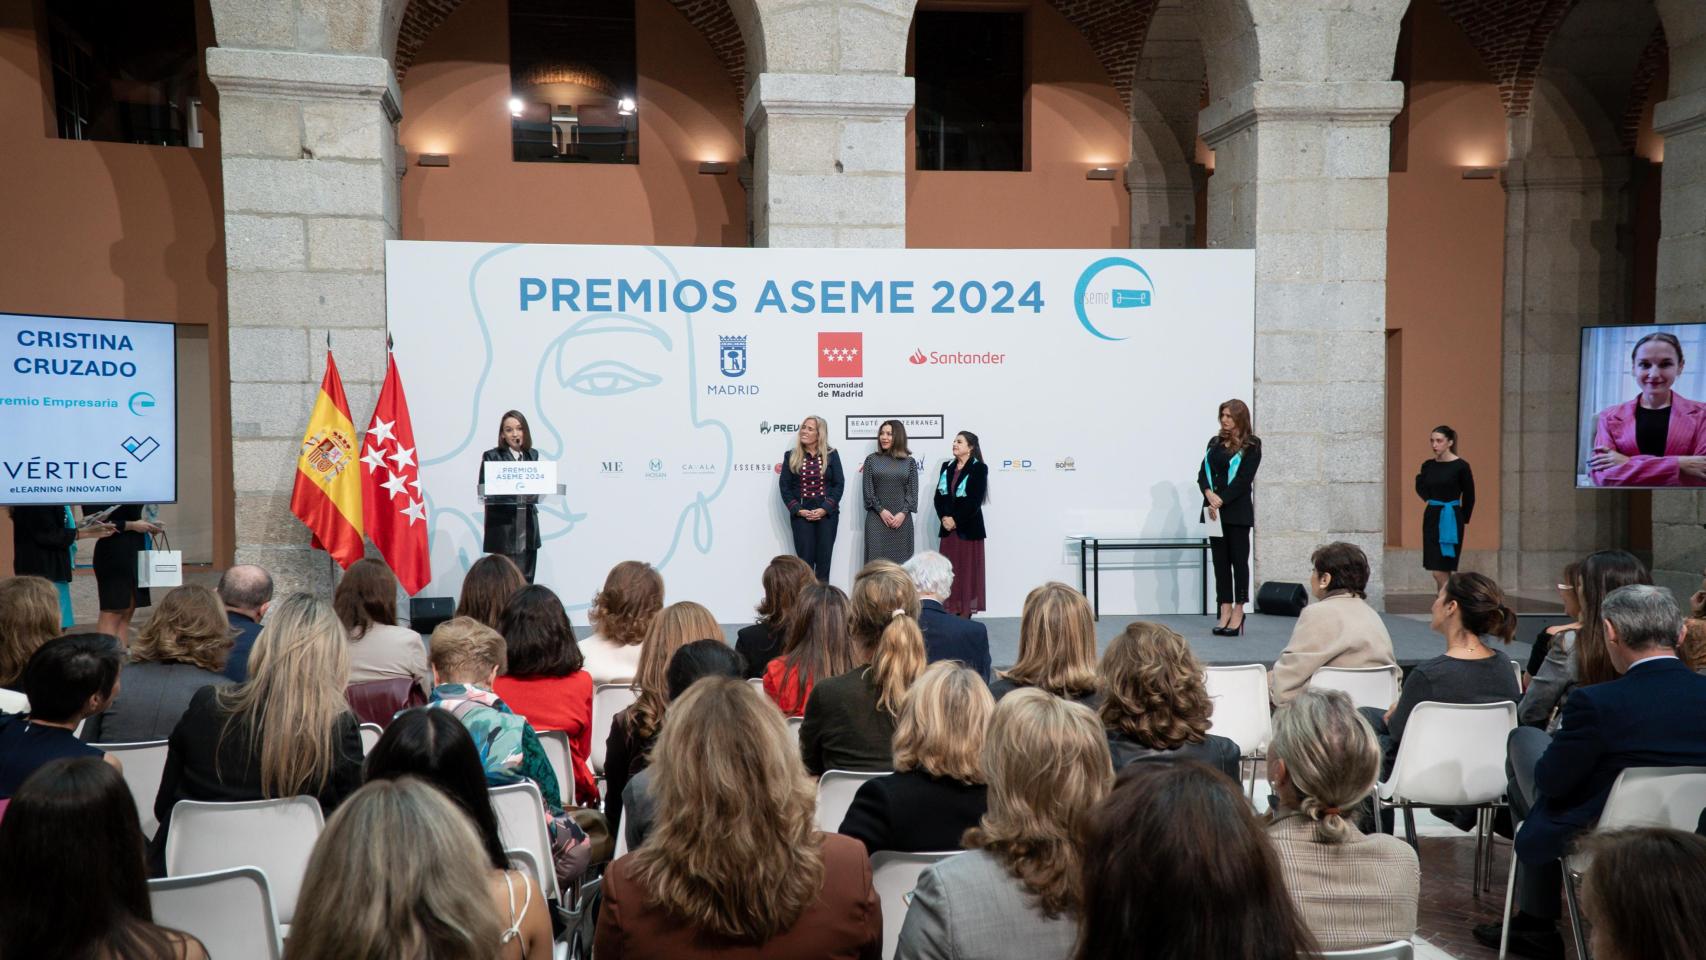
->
<box><xmin>909</xmin><ymin>349</ymin><xmax>928</xmax><ymax>365</ymax></box>
<box><xmin>907</xmin><ymin>348</ymin><xmax>1007</xmax><ymax>366</ymax></box>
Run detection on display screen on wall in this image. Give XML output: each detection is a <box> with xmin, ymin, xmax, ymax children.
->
<box><xmin>0</xmin><ymin>312</ymin><xmax>178</xmax><ymax>505</ymax></box>
<box><xmin>1576</xmin><ymin>322</ymin><xmax>1706</xmax><ymax>490</ymax></box>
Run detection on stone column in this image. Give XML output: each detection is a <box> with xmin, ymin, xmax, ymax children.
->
<box><xmin>1651</xmin><ymin>89</ymin><xmax>1706</xmax><ymax>597</ymax></box>
<box><xmin>206</xmin><ymin>47</ymin><xmax>400</xmax><ymax>596</ymax></box>
<box><xmin>1497</xmin><ymin>156</ymin><xmax>1631</xmax><ymax>594</ymax></box>
<box><xmin>744</xmin><ymin>73</ymin><xmax>914</xmax><ymax>247</ymax></box>
<box><xmin>1199</xmin><ymin>80</ymin><xmax>1404</xmax><ymax>605</ymax></box>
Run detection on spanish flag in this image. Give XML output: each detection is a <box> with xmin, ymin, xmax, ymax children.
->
<box><xmin>290</xmin><ymin>351</ymin><xmax>365</xmax><ymax>568</ymax></box>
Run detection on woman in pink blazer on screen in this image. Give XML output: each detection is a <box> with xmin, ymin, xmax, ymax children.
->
<box><xmin>1589</xmin><ymin>332</ymin><xmax>1706</xmax><ymax>487</ymax></box>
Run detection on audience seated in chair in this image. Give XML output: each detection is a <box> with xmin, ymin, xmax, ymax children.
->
<box><xmin>737</xmin><ymin>555</ymin><xmax>816</xmax><ymax>680</ymax></box>
<box><xmin>216</xmin><ymin>564</ymin><xmax>272</xmax><ymax>682</ymax></box>
<box><xmin>1265</xmin><ymin>689</ymin><xmax>1419</xmax><ymax>950</ymax></box>
<box><xmin>621</xmin><ymin>639</ymin><xmax>748</xmax><ymax>852</ymax></box>
<box><xmin>1578</xmin><ymin>827</ymin><xmax>1706</xmax><ymax>960</ymax></box>
<box><xmin>604</xmin><ymin>601</ymin><xmax>723</xmax><ymax>838</ymax></box>
<box><xmin>580</xmin><ymin>560</ymin><xmax>665</xmax><ymax>684</ymax></box>
<box><xmin>839</xmin><ymin>661</ymin><xmax>992</xmax><ymax>854</ymax></box>
<box><xmin>150</xmin><ymin>594</ymin><xmax>364</xmax><ymax>871</ymax></box>
<box><xmin>800</xmin><ymin>562</ymin><xmax>926</xmax><ymax>775</ymax></box>
<box><xmin>595</xmin><ymin>676</ymin><xmax>881</xmax><ymax>958</ymax></box>
<box><xmin>1271</xmin><ymin>542</ymin><xmax>1395</xmax><ymax>707</ymax></box>
<box><xmin>288</xmin><ymin>777</ymin><xmax>515</xmax><ymax>959</ymax></box>
<box><xmin>895</xmin><ymin>688</ymin><xmax>1112</xmax><ymax>960</ymax></box>
<box><xmin>1</xmin><ymin>633</ymin><xmax>125</xmax><ymax>800</ymax></box>
<box><xmin>0</xmin><ymin>757</ymin><xmax>206</xmax><ymax>959</ymax></box>
<box><xmin>1075</xmin><ymin>760</ymin><xmax>1319</xmax><ymax>960</ymax></box>
<box><xmin>988</xmin><ymin>582</ymin><xmax>1100</xmax><ymax>708</ymax></box>
<box><xmin>454</xmin><ymin>554</ymin><xmax>527</xmax><ymax>633</ymax></box>
<box><xmin>1520</xmin><ymin>551</ymin><xmax>1648</xmax><ymax>731</ymax></box>
<box><xmin>1098</xmin><ymin>621</ymin><xmax>1241</xmax><ymax>781</ymax></box>
<box><xmin>1476</xmin><ymin>583</ymin><xmax>1706</xmax><ymax>958</ymax></box>
<box><xmin>764</xmin><ymin>582</ymin><xmax>855</xmax><ymax>717</ymax></box>
<box><xmin>83</xmin><ymin>585</ymin><xmax>235</xmax><ymax>744</ymax></box>
<box><xmin>492</xmin><ymin>585</ymin><xmax>598</xmax><ymax>805</ymax></box>
<box><xmin>905</xmin><ymin>551</ymin><xmax>993</xmax><ymax>681</ymax></box>
<box><xmin>0</xmin><ymin>575</ymin><xmax>61</xmax><ymax>699</ymax></box>
<box><xmin>363</xmin><ymin>709</ymin><xmax>554</xmax><ymax>959</ymax></box>
<box><xmin>335</xmin><ymin>559</ymin><xmax>432</xmax><ymax>727</ymax></box>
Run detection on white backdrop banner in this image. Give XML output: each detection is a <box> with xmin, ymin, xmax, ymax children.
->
<box><xmin>387</xmin><ymin>242</ymin><xmax>1254</xmax><ymax>620</ymax></box>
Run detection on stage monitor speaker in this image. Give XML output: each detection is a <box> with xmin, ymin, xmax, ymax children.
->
<box><xmin>410</xmin><ymin>596</ymin><xmax>456</xmax><ymax>634</ymax></box>
<box><xmin>1255</xmin><ymin>581</ymin><xmax>1309</xmax><ymax>617</ymax></box>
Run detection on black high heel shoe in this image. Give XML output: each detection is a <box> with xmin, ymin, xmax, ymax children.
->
<box><xmin>1213</xmin><ymin>616</ymin><xmax>1246</xmax><ymax>637</ymax></box>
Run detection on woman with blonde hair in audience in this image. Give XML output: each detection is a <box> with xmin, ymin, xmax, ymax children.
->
<box><xmin>895</xmin><ymin>688</ymin><xmax>1113</xmax><ymax>959</ymax></box>
<box><xmin>799</xmin><ymin>561</ymin><xmax>926</xmax><ymax>774</ymax></box>
<box><xmin>763</xmin><ymin>582</ymin><xmax>855</xmax><ymax>717</ymax></box>
<box><xmin>989</xmin><ymin>582</ymin><xmax>1099</xmax><ymax>707</ymax></box>
<box><xmin>150</xmin><ymin>593</ymin><xmax>364</xmax><ymax>869</ymax></box>
<box><xmin>455</xmin><ymin>554</ymin><xmax>527</xmax><ymax>631</ymax></box>
<box><xmin>1098</xmin><ymin>621</ymin><xmax>1241</xmax><ymax>781</ymax></box>
<box><xmin>81</xmin><ymin>584</ymin><xmax>235</xmax><ymax>744</ymax></box>
<box><xmin>1580</xmin><ymin>827</ymin><xmax>1706</xmax><ymax>960</ymax></box>
<box><xmin>595</xmin><ymin>677</ymin><xmax>881</xmax><ymax>957</ymax></box>
<box><xmin>1265</xmin><ymin>689</ymin><xmax>1418</xmax><ymax>950</ymax></box>
<box><xmin>288</xmin><ymin>777</ymin><xmax>507</xmax><ymax>960</ymax></box>
<box><xmin>581</xmin><ymin>559</ymin><xmax>666</xmax><ymax>683</ymax></box>
<box><xmin>0</xmin><ymin>575</ymin><xmax>60</xmax><ymax>695</ymax></box>
<box><xmin>840</xmin><ymin>661</ymin><xmax>993</xmax><ymax>853</ymax></box>
<box><xmin>603</xmin><ymin>600</ymin><xmax>722</xmax><ymax>836</ymax></box>
<box><xmin>738</xmin><ymin>554</ymin><xmax>817</xmax><ymax>679</ymax></box>
<box><xmin>335</xmin><ymin>557</ymin><xmax>433</xmax><ymax>712</ymax></box>
<box><xmin>1074</xmin><ymin>761</ymin><xmax>1318</xmax><ymax>959</ymax></box>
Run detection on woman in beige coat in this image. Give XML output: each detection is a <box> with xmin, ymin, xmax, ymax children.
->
<box><xmin>1270</xmin><ymin>543</ymin><xmax>1395</xmax><ymax>706</ymax></box>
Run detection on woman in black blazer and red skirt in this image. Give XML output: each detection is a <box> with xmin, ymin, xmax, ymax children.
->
<box><xmin>1197</xmin><ymin>399</ymin><xmax>1261</xmax><ymax>636</ymax></box>
<box><xmin>933</xmin><ymin>431</ymin><xmax>989</xmax><ymax>617</ymax></box>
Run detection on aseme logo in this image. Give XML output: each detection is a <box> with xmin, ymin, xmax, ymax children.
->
<box><xmin>818</xmin><ymin>332</ymin><xmax>862</xmax><ymax>377</ymax></box>
<box><xmin>1074</xmin><ymin>257</ymin><xmax>1157</xmax><ymax>342</ymax></box>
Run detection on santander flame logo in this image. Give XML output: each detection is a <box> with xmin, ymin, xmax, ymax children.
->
<box><xmin>908</xmin><ymin>349</ymin><xmax>928</xmax><ymax>365</ymax></box>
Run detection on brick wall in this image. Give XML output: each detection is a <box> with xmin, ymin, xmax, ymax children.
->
<box><xmin>1434</xmin><ymin>0</ymin><xmax>1577</xmax><ymax>117</ymax></box>
<box><xmin>1043</xmin><ymin>0</ymin><xmax>1161</xmax><ymax>109</ymax></box>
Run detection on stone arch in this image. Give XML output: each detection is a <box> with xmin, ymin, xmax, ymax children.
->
<box><xmin>1126</xmin><ymin>0</ymin><xmax>1203</xmax><ymax>248</ymax></box>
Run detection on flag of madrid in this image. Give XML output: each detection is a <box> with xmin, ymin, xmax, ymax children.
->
<box><xmin>360</xmin><ymin>352</ymin><xmax>431</xmax><ymax>595</ymax></box>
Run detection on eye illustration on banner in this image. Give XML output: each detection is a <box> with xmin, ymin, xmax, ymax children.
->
<box><xmin>1073</xmin><ymin>256</ymin><xmax>1156</xmax><ymax>341</ymax></box>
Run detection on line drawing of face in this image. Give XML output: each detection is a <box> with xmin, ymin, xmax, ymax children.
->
<box><xmin>418</xmin><ymin>244</ymin><xmax>732</xmax><ymax>606</ymax></box>
<box><xmin>1633</xmin><ymin>340</ymin><xmax>1682</xmax><ymax>406</ymax></box>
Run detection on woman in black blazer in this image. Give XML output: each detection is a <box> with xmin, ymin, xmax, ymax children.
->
<box><xmin>479</xmin><ymin>409</ymin><xmax>542</xmax><ymax>583</ymax></box>
<box><xmin>777</xmin><ymin>416</ymin><xmax>844</xmax><ymax>581</ymax></box>
<box><xmin>1196</xmin><ymin>399</ymin><xmax>1262</xmax><ymax>636</ymax></box>
<box><xmin>933</xmin><ymin>430</ymin><xmax>989</xmax><ymax>617</ymax></box>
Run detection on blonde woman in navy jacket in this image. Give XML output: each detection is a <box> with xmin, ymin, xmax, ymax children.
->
<box><xmin>778</xmin><ymin>415</ymin><xmax>845</xmax><ymax>581</ymax></box>
<box><xmin>933</xmin><ymin>431</ymin><xmax>989</xmax><ymax>617</ymax></box>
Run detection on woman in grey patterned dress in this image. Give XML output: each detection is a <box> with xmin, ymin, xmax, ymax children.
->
<box><xmin>862</xmin><ymin>419</ymin><xmax>919</xmax><ymax>565</ymax></box>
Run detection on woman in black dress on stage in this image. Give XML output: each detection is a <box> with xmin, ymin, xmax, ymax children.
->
<box><xmin>1416</xmin><ymin>424</ymin><xmax>1475</xmax><ymax>589</ymax></box>
<box><xmin>1197</xmin><ymin>399</ymin><xmax>1261</xmax><ymax>636</ymax></box>
<box><xmin>479</xmin><ymin>410</ymin><xmax>542</xmax><ymax>583</ymax></box>
<box><xmin>83</xmin><ymin>504</ymin><xmax>164</xmax><ymax>644</ymax></box>
<box><xmin>933</xmin><ymin>431</ymin><xmax>988</xmax><ymax>617</ymax></box>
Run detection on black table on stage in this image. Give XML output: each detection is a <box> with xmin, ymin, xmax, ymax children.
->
<box><xmin>1070</xmin><ymin>535</ymin><xmax>1213</xmax><ymax>620</ymax></box>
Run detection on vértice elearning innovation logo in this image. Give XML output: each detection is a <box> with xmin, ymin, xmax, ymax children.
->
<box><xmin>1073</xmin><ymin>257</ymin><xmax>1156</xmax><ymax>341</ymax></box>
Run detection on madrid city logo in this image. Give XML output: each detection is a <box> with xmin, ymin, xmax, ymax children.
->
<box><xmin>1073</xmin><ymin>256</ymin><xmax>1156</xmax><ymax>341</ymax></box>
<box><xmin>709</xmin><ymin>335</ymin><xmax>759</xmax><ymax>396</ymax></box>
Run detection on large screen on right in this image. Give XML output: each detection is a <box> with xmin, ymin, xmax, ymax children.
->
<box><xmin>1577</xmin><ymin>322</ymin><xmax>1706</xmax><ymax>489</ymax></box>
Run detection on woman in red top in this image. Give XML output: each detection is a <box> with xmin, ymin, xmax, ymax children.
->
<box><xmin>763</xmin><ymin>583</ymin><xmax>856</xmax><ymax>717</ymax></box>
<box><xmin>492</xmin><ymin>585</ymin><xmax>597</xmax><ymax>804</ymax></box>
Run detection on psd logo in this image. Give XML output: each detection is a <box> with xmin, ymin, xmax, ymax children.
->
<box><xmin>1073</xmin><ymin>256</ymin><xmax>1157</xmax><ymax>342</ymax></box>
<box><xmin>818</xmin><ymin>332</ymin><xmax>862</xmax><ymax>377</ymax></box>
<box><xmin>999</xmin><ymin>458</ymin><xmax>1035</xmax><ymax>472</ymax></box>
<box><xmin>719</xmin><ymin>336</ymin><xmax>748</xmax><ymax>378</ymax></box>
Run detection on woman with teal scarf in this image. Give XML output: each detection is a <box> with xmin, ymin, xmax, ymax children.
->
<box><xmin>1198</xmin><ymin>400</ymin><xmax>1262</xmax><ymax>636</ymax></box>
<box><xmin>1415</xmin><ymin>425</ymin><xmax>1475</xmax><ymax>589</ymax></box>
<box><xmin>934</xmin><ymin>431</ymin><xmax>989</xmax><ymax>616</ymax></box>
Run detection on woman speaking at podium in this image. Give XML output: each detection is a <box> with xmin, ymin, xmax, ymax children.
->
<box><xmin>480</xmin><ymin>410</ymin><xmax>541</xmax><ymax>583</ymax></box>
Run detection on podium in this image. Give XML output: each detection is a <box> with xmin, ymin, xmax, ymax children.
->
<box><xmin>478</xmin><ymin>459</ymin><xmax>566</xmax><ymax>502</ymax></box>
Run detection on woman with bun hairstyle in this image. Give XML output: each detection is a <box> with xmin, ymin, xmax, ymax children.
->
<box><xmin>1415</xmin><ymin>425</ymin><xmax>1475</xmax><ymax>588</ymax></box>
<box><xmin>1588</xmin><ymin>331</ymin><xmax>1706</xmax><ymax>487</ymax></box>
<box><xmin>933</xmin><ymin>431</ymin><xmax>989</xmax><ymax>616</ymax></box>
<box><xmin>1197</xmin><ymin>399</ymin><xmax>1262</xmax><ymax>635</ymax></box>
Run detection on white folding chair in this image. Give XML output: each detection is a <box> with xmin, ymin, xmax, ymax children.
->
<box><xmin>747</xmin><ymin>677</ymin><xmax>766</xmax><ymax>694</ymax></box>
<box><xmin>358</xmin><ymin>723</ymin><xmax>383</xmax><ymax>755</ymax></box>
<box><xmin>0</xmin><ymin>688</ymin><xmax>28</xmax><ymax>714</ymax></box>
<box><xmin>786</xmin><ymin>716</ymin><xmax>803</xmax><ymax>745</ymax></box>
<box><xmin>91</xmin><ymin>739</ymin><xmax>169</xmax><ymax>837</ymax></box>
<box><xmin>1204</xmin><ymin>665</ymin><xmax>1272</xmax><ymax>798</ymax></box>
<box><xmin>613</xmin><ymin>820</ymin><xmax>631</xmax><ymax>859</ymax></box>
<box><xmin>1377</xmin><ymin>701</ymin><xmax>1515</xmax><ymax>894</ymax></box>
<box><xmin>815</xmin><ymin>770</ymin><xmax>887</xmax><ymax>833</ymax></box>
<box><xmin>537</xmin><ymin>729</ymin><xmax>574</xmax><ymax>806</ymax></box>
<box><xmin>149</xmin><ymin>867</ymin><xmax>282</xmax><ymax>960</ymax></box>
<box><xmin>871</xmin><ymin>851</ymin><xmax>958</xmax><ymax>960</ymax></box>
<box><xmin>590</xmin><ymin>683</ymin><xmax>637</xmax><ymax>778</ymax></box>
<box><xmin>491</xmin><ymin>780</ymin><xmax>560</xmax><ymax>904</ymax></box>
<box><xmin>164</xmin><ymin>796</ymin><xmax>324</xmax><ymax>929</ymax></box>
<box><xmin>1312</xmin><ymin>941</ymin><xmax>1414</xmax><ymax>959</ymax></box>
<box><xmin>1308</xmin><ymin>665</ymin><xmax>1403</xmax><ymax>711</ymax></box>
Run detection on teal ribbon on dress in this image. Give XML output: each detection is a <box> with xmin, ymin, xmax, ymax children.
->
<box><xmin>1203</xmin><ymin>450</ymin><xmax>1243</xmax><ymax>491</ymax></box>
<box><xmin>58</xmin><ymin>507</ymin><xmax>76</xmax><ymax>628</ymax></box>
<box><xmin>1428</xmin><ymin>499</ymin><xmax>1462</xmax><ymax>558</ymax></box>
<box><xmin>937</xmin><ymin>461</ymin><xmax>974</xmax><ymax>497</ymax></box>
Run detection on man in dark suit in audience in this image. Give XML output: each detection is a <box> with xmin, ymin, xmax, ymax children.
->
<box><xmin>1475</xmin><ymin>583</ymin><xmax>1706</xmax><ymax>958</ymax></box>
<box><xmin>904</xmin><ymin>551</ymin><xmax>992</xmax><ymax>682</ymax></box>
<box><xmin>217</xmin><ymin>564</ymin><xmax>273</xmax><ymax>682</ymax></box>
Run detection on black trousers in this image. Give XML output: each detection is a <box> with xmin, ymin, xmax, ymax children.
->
<box><xmin>790</xmin><ymin>514</ymin><xmax>837</xmax><ymax>581</ymax></box>
<box><xmin>503</xmin><ymin>550</ymin><xmax>537</xmax><ymax>584</ymax></box>
<box><xmin>1209</xmin><ymin>523</ymin><xmax>1252</xmax><ymax>605</ymax></box>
